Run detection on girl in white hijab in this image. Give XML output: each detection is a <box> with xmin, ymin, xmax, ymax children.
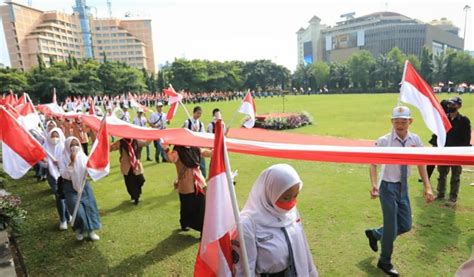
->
<box><xmin>59</xmin><ymin>137</ymin><xmax>101</xmax><ymax>241</ymax></box>
<box><xmin>234</xmin><ymin>164</ymin><xmax>318</xmax><ymax>276</ymax></box>
<box><xmin>43</xmin><ymin>128</ymin><xmax>70</xmax><ymax>230</ymax></box>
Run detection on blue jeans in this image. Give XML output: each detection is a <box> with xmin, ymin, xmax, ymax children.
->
<box><xmin>371</xmin><ymin>181</ymin><xmax>412</xmax><ymax>265</ymax></box>
<box><xmin>153</xmin><ymin>140</ymin><xmax>168</xmax><ymax>162</ymax></box>
<box><xmin>47</xmin><ymin>173</ymin><xmax>70</xmax><ymax>223</ymax></box>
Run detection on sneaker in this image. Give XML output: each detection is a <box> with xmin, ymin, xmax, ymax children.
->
<box><xmin>445</xmin><ymin>199</ymin><xmax>457</xmax><ymax>207</ymax></box>
<box><xmin>435</xmin><ymin>195</ymin><xmax>445</xmax><ymax>201</ymax></box>
<box><xmin>75</xmin><ymin>230</ymin><xmax>84</xmax><ymax>241</ymax></box>
<box><xmin>377</xmin><ymin>261</ymin><xmax>399</xmax><ymax>276</ymax></box>
<box><xmin>59</xmin><ymin>221</ymin><xmax>68</xmax><ymax>231</ymax></box>
<box><xmin>89</xmin><ymin>231</ymin><xmax>100</xmax><ymax>241</ymax></box>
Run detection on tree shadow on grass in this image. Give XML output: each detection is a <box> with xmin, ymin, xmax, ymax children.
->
<box><xmin>355</xmin><ymin>256</ymin><xmax>385</xmax><ymax>276</ymax></box>
<box><xmin>414</xmin><ymin>195</ymin><xmax>459</xmax><ymax>261</ymax></box>
<box><xmin>105</xmin><ymin>229</ymin><xmax>199</xmax><ymax>275</ymax></box>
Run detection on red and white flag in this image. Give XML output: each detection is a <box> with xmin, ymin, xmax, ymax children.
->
<box><xmin>89</xmin><ymin>99</ymin><xmax>95</xmax><ymax>115</ymax></box>
<box><xmin>194</xmin><ymin>119</ymin><xmax>235</xmax><ymax>277</ymax></box>
<box><xmin>163</xmin><ymin>87</ymin><xmax>183</xmax><ymax>105</ymax></box>
<box><xmin>400</xmin><ymin>61</ymin><xmax>452</xmax><ymax>147</ymax></box>
<box><xmin>15</xmin><ymin>100</ymin><xmax>41</xmax><ymax>131</ymax></box>
<box><xmin>0</xmin><ymin>107</ymin><xmax>46</xmax><ymax>179</ymax></box>
<box><xmin>128</xmin><ymin>92</ymin><xmax>150</xmax><ymax>112</ymax></box>
<box><xmin>166</xmin><ymin>102</ymin><xmax>179</xmax><ymax>121</ymax></box>
<box><xmin>86</xmin><ymin>115</ymin><xmax>110</xmax><ymax>181</ymax></box>
<box><xmin>4</xmin><ymin>92</ymin><xmax>17</xmax><ymax>106</ymax></box>
<box><xmin>238</xmin><ymin>91</ymin><xmax>256</xmax><ymax>129</ymax></box>
<box><xmin>14</xmin><ymin>94</ymin><xmax>27</xmax><ymax>107</ymax></box>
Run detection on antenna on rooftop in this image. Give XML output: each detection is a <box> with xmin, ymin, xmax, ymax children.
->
<box><xmin>107</xmin><ymin>0</ymin><xmax>113</xmax><ymax>18</ymax></box>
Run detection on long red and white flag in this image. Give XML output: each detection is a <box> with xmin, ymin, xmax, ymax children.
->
<box><xmin>194</xmin><ymin>119</ymin><xmax>235</xmax><ymax>277</ymax></box>
<box><xmin>128</xmin><ymin>92</ymin><xmax>150</xmax><ymax>112</ymax></box>
<box><xmin>400</xmin><ymin>61</ymin><xmax>452</xmax><ymax>147</ymax></box>
<box><xmin>238</xmin><ymin>91</ymin><xmax>256</xmax><ymax>129</ymax></box>
<box><xmin>86</xmin><ymin>115</ymin><xmax>110</xmax><ymax>181</ymax></box>
<box><xmin>0</xmin><ymin>107</ymin><xmax>46</xmax><ymax>179</ymax></box>
<box><xmin>166</xmin><ymin>102</ymin><xmax>179</xmax><ymax>121</ymax></box>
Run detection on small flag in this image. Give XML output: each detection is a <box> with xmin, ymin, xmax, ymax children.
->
<box><xmin>238</xmin><ymin>91</ymin><xmax>256</xmax><ymax>129</ymax></box>
<box><xmin>86</xmin><ymin>115</ymin><xmax>110</xmax><ymax>181</ymax></box>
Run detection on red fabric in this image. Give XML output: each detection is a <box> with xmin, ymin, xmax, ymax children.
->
<box><xmin>243</xmin><ymin>91</ymin><xmax>256</xmax><ymax>114</ymax></box>
<box><xmin>89</xmin><ymin>100</ymin><xmax>95</xmax><ymax>115</ymax></box>
<box><xmin>4</xmin><ymin>93</ymin><xmax>17</xmax><ymax>106</ymax></box>
<box><xmin>208</xmin><ymin>120</ymin><xmax>225</xmax><ymax>178</ymax></box>
<box><xmin>404</xmin><ymin>61</ymin><xmax>451</xmax><ymax>132</ymax></box>
<box><xmin>16</xmin><ymin>102</ymin><xmax>35</xmax><ymax>117</ymax></box>
<box><xmin>163</xmin><ymin>88</ymin><xmax>178</xmax><ymax>97</ymax></box>
<box><xmin>14</xmin><ymin>95</ymin><xmax>27</xmax><ymax>107</ymax></box>
<box><xmin>166</xmin><ymin>102</ymin><xmax>178</xmax><ymax>121</ymax></box>
<box><xmin>126</xmin><ymin>139</ymin><xmax>140</xmax><ymax>172</ymax></box>
<box><xmin>0</xmin><ymin>107</ymin><xmax>46</xmax><ymax>165</ymax></box>
<box><xmin>86</xmin><ymin>116</ymin><xmax>109</xmax><ymax>171</ymax></box>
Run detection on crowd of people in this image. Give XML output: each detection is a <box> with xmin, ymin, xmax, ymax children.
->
<box><xmin>23</xmin><ymin>93</ymin><xmax>471</xmax><ymax>276</ymax></box>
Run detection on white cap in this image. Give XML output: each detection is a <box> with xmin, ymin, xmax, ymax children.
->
<box><xmin>137</xmin><ymin>107</ymin><xmax>144</xmax><ymax>113</ymax></box>
<box><xmin>156</xmin><ymin>101</ymin><xmax>163</xmax><ymax>106</ymax></box>
<box><xmin>392</xmin><ymin>106</ymin><xmax>411</xmax><ymax>119</ymax></box>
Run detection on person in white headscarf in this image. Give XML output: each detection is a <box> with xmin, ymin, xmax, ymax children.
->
<box><xmin>43</xmin><ymin>127</ymin><xmax>70</xmax><ymax>230</ymax></box>
<box><xmin>233</xmin><ymin>164</ymin><xmax>318</xmax><ymax>276</ymax></box>
<box><xmin>59</xmin><ymin>137</ymin><xmax>101</xmax><ymax>241</ymax></box>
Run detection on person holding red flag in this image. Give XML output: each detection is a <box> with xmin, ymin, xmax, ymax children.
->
<box><xmin>233</xmin><ymin>164</ymin><xmax>318</xmax><ymax>276</ymax></box>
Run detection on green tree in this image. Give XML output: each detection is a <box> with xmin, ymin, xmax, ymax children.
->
<box><xmin>0</xmin><ymin>68</ymin><xmax>28</xmax><ymax>93</ymax></box>
<box><xmin>347</xmin><ymin>50</ymin><xmax>375</xmax><ymax>89</ymax></box>
<box><xmin>420</xmin><ymin>47</ymin><xmax>433</xmax><ymax>84</ymax></box>
<box><xmin>309</xmin><ymin>61</ymin><xmax>330</xmax><ymax>90</ymax></box>
<box><xmin>375</xmin><ymin>54</ymin><xmax>397</xmax><ymax>88</ymax></box>
<box><xmin>328</xmin><ymin>63</ymin><xmax>350</xmax><ymax>89</ymax></box>
<box><xmin>433</xmin><ymin>51</ymin><xmax>448</xmax><ymax>83</ymax></box>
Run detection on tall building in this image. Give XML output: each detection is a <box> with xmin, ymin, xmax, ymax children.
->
<box><xmin>0</xmin><ymin>1</ymin><xmax>155</xmax><ymax>72</ymax></box>
<box><xmin>297</xmin><ymin>12</ymin><xmax>464</xmax><ymax>66</ymax></box>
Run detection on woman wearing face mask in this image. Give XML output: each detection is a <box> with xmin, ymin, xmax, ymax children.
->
<box><xmin>43</xmin><ymin>128</ymin><xmax>70</xmax><ymax>230</ymax></box>
<box><xmin>59</xmin><ymin>137</ymin><xmax>101</xmax><ymax>241</ymax></box>
<box><xmin>234</xmin><ymin>164</ymin><xmax>318</xmax><ymax>277</ymax></box>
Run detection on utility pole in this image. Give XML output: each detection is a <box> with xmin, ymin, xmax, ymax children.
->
<box><xmin>463</xmin><ymin>5</ymin><xmax>471</xmax><ymax>50</ymax></box>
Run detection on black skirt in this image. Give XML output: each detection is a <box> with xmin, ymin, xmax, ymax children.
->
<box><xmin>179</xmin><ymin>192</ymin><xmax>205</xmax><ymax>232</ymax></box>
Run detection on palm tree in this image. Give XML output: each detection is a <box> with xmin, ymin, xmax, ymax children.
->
<box><xmin>375</xmin><ymin>54</ymin><xmax>396</xmax><ymax>88</ymax></box>
<box><xmin>432</xmin><ymin>51</ymin><xmax>447</xmax><ymax>84</ymax></box>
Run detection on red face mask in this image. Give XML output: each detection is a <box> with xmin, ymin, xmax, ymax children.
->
<box><xmin>275</xmin><ymin>199</ymin><xmax>297</xmax><ymax>211</ymax></box>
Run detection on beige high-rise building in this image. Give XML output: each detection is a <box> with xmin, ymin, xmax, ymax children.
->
<box><xmin>0</xmin><ymin>1</ymin><xmax>155</xmax><ymax>72</ymax></box>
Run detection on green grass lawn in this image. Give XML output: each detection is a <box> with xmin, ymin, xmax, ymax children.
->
<box><xmin>4</xmin><ymin>93</ymin><xmax>474</xmax><ymax>276</ymax></box>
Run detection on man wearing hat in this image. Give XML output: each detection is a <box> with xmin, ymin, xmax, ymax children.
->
<box><xmin>436</xmin><ymin>97</ymin><xmax>471</xmax><ymax>207</ymax></box>
<box><xmin>149</xmin><ymin>102</ymin><xmax>169</xmax><ymax>163</ymax></box>
<box><xmin>133</xmin><ymin>108</ymin><xmax>151</xmax><ymax>161</ymax></box>
<box><xmin>365</xmin><ymin>106</ymin><xmax>434</xmax><ymax>276</ymax></box>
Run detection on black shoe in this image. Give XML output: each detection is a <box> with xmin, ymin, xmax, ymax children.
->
<box><xmin>377</xmin><ymin>261</ymin><xmax>399</xmax><ymax>276</ymax></box>
<box><xmin>435</xmin><ymin>195</ymin><xmax>445</xmax><ymax>201</ymax></box>
<box><xmin>181</xmin><ymin>227</ymin><xmax>189</xmax><ymax>232</ymax></box>
<box><xmin>146</xmin><ymin>158</ymin><xmax>152</xmax><ymax>161</ymax></box>
<box><xmin>134</xmin><ymin>198</ymin><xmax>139</xmax><ymax>205</ymax></box>
<box><xmin>365</xmin><ymin>229</ymin><xmax>378</xmax><ymax>252</ymax></box>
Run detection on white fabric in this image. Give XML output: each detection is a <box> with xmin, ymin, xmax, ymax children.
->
<box><xmin>375</xmin><ymin>131</ymin><xmax>423</xmax><ymax>182</ymax></box>
<box><xmin>238</xmin><ymin>101</ymin><xmax>255</xmax><ymax>129</ymax></box>
<box><xmin>59</xmin><ymin>137</ymin><xmax>88</xmax><ymax>192</ymax></box>
<box><xmin>183</xmin><ymin>118</ymin><xmax>205</xmax><ymax>132</ymax></box>
<box><xmin>43</xmin><ymin>128</ymin><xmax>66</xmax><ymax>179</ymax></box>
<box><xmin>238</xmin><ymin>164</ymin><xmax>317</xmax><ymax>276</ymax></box>
<box><xmin>401</xmin><ymin>81</ymin><xmax>448</xmax><ymax>147</ymax></box>
<box><xmin>1</xmin><ymin>143</ymin><xmax>31</xmax><ymax>179</ymax></box>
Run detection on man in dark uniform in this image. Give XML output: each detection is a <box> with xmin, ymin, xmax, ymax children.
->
<box><xmin>436</xmin><ymin>97</ymin><xmax>471</xmax><ymax>207</ymax></box>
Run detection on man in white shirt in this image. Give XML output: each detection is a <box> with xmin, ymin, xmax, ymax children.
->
<box><xmin>118</xmin><ymin>105</ymin><xmax>130</xmax><ymax>123</ymax></box>
<box><xmin>365</xmin><ymin>106</ymin><xmax>434</xmax><ymax>276</ymax></box>
<box><xmin>149</xmin><ymin>102</ymin><xmax>168</xmax><ymax>163</ymax></box>
<box><xmin>133</xmin><ymin>108</ymin><xmax>151</xmax><ymax>161</ymax></box>
<box><xmin>182</xmin><ymin>106</ymin><xmax>207</xmax><ymax>177</ymax></box>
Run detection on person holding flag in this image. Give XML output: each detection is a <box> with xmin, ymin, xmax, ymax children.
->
<box><xmin>43</xmin><ymin>127</ymin><xmax>70</xmax><ymax>230</ymax></box>
<box><xmin>365</xmin><ymin>106</ymin><xmax>434</xmax><ymax>276</ymax></box>
<box><xmin>233</xmin><ymin>164</ymin><xmax>318</xmax><ymax>276</ymax></box>
<box><xmin>59</xmin><ymin>137</ymin><xmax>101</xmax><ymax>241</ymax></box>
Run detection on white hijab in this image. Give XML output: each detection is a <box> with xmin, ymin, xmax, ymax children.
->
<box><xmin>241</xmin><ymin>164</ymin><xmax>318</xmax><ymax>276</ymax></box>
<box><xmin>241</xmin><ymin>164</ymin><xmax>302</xmax><ymax>228</ymax></box>
<box><xmin>59</xmin><ymin>137</ymin><xmax>88</xmax><ymax>192</ymax></box>
<box><xmin>43</xmin><ymin>128</ymin><xmax>65</xmax><ymax>179</ymax></box>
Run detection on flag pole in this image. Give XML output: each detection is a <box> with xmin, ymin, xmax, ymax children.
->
<box><xmin>169</xmin><ymin>84</ymin><xmax>193</xmax><ymax>121</ymax></box>
<box><xmin>227</xmin><ymin>89</ymin><xmax>249</xmax><ymax>129</ymax></box>
<box><xmin>70</xmin><ymin>173</ymin><xmax>88</xmax><ymax>225</ymax></box>
<box><xmin>398</xmin><ymin>60</ymin><xmax>409</xmax><ymax>106</ymax></box>
<box><xmin>221</xmin><ymin>131</ymin><xmax>251</xmax><ymax>277</ymax></box>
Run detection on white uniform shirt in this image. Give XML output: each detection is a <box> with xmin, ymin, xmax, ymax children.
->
<box><xmin>133</xmin><ymin>116</ymin><xmax>147</xmax><ymax>127</ymax></box>
<box><xmin>375</xmin><ymin>131</ymin><xmax>423</xmax><ymax>183</ymax></box>
<box><xmin>183</xmin><ymin>118</ymin><xmax>205</xmax><ymax>132</ymax></box>
<box><xmin>118</xmin><ymin>110</ymin><xmax>130</xmax><ymax>123</ymax></box>
<box><xmin>235</xmin><ymin>215</ymin><xmax>315</xmax><ymax>276</ymax></box>
<box><xmin>207</xmin><ymin>120</ymin><xmax>227</xmax><ymax>133</ymax></box>
<box><xmin>149</xmin><ymin>112</ymin><xmax>167</xmax><ymax>129</ymax></box>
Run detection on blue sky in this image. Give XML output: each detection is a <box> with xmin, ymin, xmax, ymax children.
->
<box><xmin>1</xmin><ymin>0</ymin><xmax>473</xmax><ymax>70</ymax></box>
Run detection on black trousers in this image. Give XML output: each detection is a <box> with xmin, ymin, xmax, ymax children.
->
<box><xmin>123</xmin><ymin>168</ymin><xmax>145</xmax><ymax>200</ymax></box>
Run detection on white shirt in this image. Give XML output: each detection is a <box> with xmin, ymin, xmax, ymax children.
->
<box><xmin>207</xmin><ymin>120</ymin><xmax>227</xmax><ymax>134</ymax></box>
<box><xmin>118</xmin><ymin>110</ymin><xmax>130</xmax><ymax>123</ymax></box>
<box><xmin>183</xmin><ymin>118</ymin><xmax>205</xmax><ymax>132</ymax></box>
<box><xmin>234</xmin><ymin>215</ymin><xmax>317</xmax><ymax>276</ymax></box>
<box><xmin>149</xmin><ymin>112</ymin><xmax>167</xmax><ymax>129</ymax></box>
<box><xmin>133</xmin><ymin>116</ymin><xmax>147</xmax><ymax>127</ymax></box>
<box><xmin>375</xmin><ymin>131</ymin><xmax>423</xmax><ymax>183</ymax></box>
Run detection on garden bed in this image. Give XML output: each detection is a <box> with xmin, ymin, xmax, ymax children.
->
<box><xmin>254</xmin><ymin>112</ymin><xmax>313</xmax><ymax>130</ymax></box>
